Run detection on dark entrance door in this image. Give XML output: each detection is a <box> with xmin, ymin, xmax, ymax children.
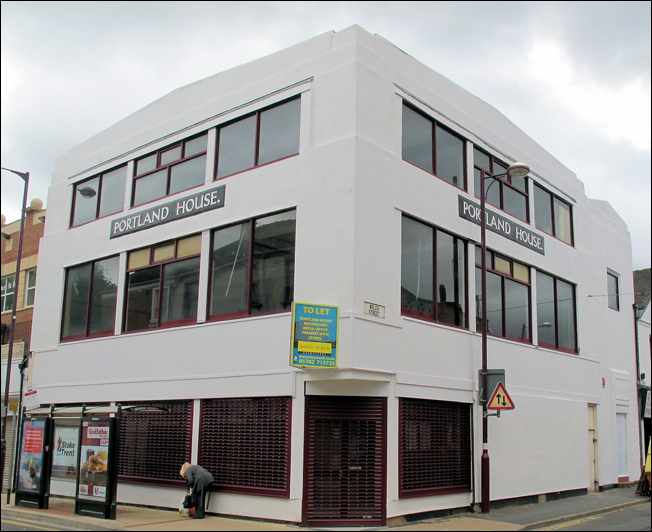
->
<box><xmin>303</xmin><ymin>395</ymin><xmax>386</xmax><ymax>527</ymax></box>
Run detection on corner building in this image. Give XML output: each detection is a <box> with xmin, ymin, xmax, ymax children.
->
<box><xmin>32</xmin><ymin>26</ymin><xmax>639</xmax><ymax>526</ymax></box>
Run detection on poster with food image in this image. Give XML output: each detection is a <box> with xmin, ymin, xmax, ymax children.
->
<box><xmin>77</xmin><ymin>420</ymin><xmax>110</xmax><ymax>501</ymax></box>
<box><xmin>17</xmin><ymin>418</ymin><xmax>46</xmax><ymax>493</ymax></box>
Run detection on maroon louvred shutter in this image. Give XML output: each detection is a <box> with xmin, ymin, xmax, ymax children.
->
<box><xmin>303</xmin><ymin>396</ymin><xmax>386</xmax><ymax>527</ymax></box>
<box><xmin>117</xmin><ymin>400</ymin><xmax>192</xmax><ymax>486</ymax></box>
<box><xmin>199</xmin><ymin>397</ymin><xmax>291</xmax><ymax>497</ymax></box>
<box><xmin>399</xmin><ymin>397</ymin><xmax>472</xmax><ymax>498</ymax></box>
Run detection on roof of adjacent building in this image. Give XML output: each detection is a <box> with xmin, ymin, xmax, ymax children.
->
<box><xmin>634</xmin><ymin>268</ymin><xmax>651</xmax><ymax>310</ymax></box>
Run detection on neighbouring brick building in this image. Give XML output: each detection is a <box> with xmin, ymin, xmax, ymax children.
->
<box><xmin>1</xmin><ymin>198</ymin><xmax>46</xmax><ymax>488</ymax></box>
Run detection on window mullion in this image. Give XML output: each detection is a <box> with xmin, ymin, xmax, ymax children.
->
<box><xmin>254</xmin><ymin>111</ymin><xmax>261</xmax><ymax>167</ymax></box>
<box><xmin>553</xmin><ymin>279</ymin><xmax>559</xmax><ymax>349</ymax></box>
<box><xmin>432</xmin><ymin>122</ymin><xmax>437</xmax><ymax>176</ymax></box>
<box><xmin>432</xmin><ymin>229</ymin><xmax>438</xmax><ymax>322</ymax></box>
<box><xmin>246</xmin><ymin>219</ymin><xmax>255</xmax><ymax>315</ymax></box>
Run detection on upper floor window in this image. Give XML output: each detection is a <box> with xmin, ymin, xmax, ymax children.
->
<box><xmin>61</xmin><ymin>256</ymin><xmax>120</xmax><ymax>341</ymax></box>
<box><xmin>607</xmin><ymin>272</ymin><xmax>619</xmax><ymax>311</ymax></box>
<box><xmin>475</xmin><ymin>247</ymin><xmax>530</xmax><ymax>342</ymax></box>
<box><xmin>124</xmin><ymin>235</ymin><xmax>202</xmax><ymax>332</ymax></box>
<box><xmin>401</xmin><ymin>216</ymin><xmax>467</xmax><ymax>328</ymax></box>
<box><xmin>209</xmin><ymin>210</ymin><xmax>296</xmax><ymax>320</ymax></box>
<box><xmin>1</xmin><ymin>274</ymin><xmax>15</xmax><ymax>313</ymax></box>
<box><xmin>474</xmin><ymin>147</ymin><xmax>528</xmax><ymax>223</ymax></box>
<box><xmin>133</xmin><ymin>134</ymin><xmax>208</xmax><ymax>207</ymax></box>
<box><xmin>533</xmin><ymin>184</ymin><xmax>573</xmax><ymax>245</ymax></box>
<box><xmin>402</xmin><ymin>103</ymin><xmax>466</xmax><ymax>190</ymax></box>
<box><xmin>536</xmin><ymin>271</ymin><xmax>577</xmax><ymax>353</ymax></box>
<box><xmin>216</xmin><ymin>97</ymin><xmax>301</xmax><ymax>179</ymax></box>
<box><xmin>71</xmin><ymin>166</ymin><xmax>127</xmax><ymax>227</ymax></box>
<box><xmin>25</xmin><ymin>268</ymin><xmax>37</xmax><ymax>307</ymax></box>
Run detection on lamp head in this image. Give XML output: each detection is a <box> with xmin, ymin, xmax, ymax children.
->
<box><xmin>78</xmin><ymin>186</ymin><xmax>97</xmax><ymax>199</ymax></box>
<box><xmin>507</xmin><ymin>162</ymin><xmax>530</xmax><ymax>179</ymax></box>
<box><xmin>507</xmin><ymin>163</ymin><xmax>530</xmax><ymax>179</ymax></box>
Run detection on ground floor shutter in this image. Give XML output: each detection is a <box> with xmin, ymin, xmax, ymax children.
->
<box><xmin>303</xmin><ymin>395</ymin><xmax>386</xmax><ymax>527</ymax></box>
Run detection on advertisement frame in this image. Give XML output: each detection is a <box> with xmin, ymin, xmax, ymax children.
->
<box><xmin>74</xmin><ymin>412</ymin><xmax>118</xmax><ymax>519</ymax></box>
<box><xmin>14</xmin><ymin>415</ymin><xmax>51</xmax><ymax>509</ymax></box>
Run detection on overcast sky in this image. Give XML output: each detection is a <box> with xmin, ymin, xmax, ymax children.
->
<box><xmin>2</xmin><ymin>1</ymin><xmax>650</xmax><ymax>270</ymax></box>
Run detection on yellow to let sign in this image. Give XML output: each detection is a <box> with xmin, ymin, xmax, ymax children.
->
<box><xmin>298</xmin><ymin>341</ymin><xmax>332</xmax><ymax>354</ymax></box>
<box><xmin>488</xmin><ymin>382</ymin><xmax>515</xmax><ymax>410</ymax></box>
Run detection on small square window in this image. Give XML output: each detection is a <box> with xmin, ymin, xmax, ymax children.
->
<box><xmin>607</xmin><ymin>272</ymin><xmax>619</xmax><ymax>311</ymax></box>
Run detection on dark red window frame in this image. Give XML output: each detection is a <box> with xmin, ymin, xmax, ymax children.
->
<box><xmin>214</xmin><ymin>96</ymin><xmax>301</xmax><ymax>180</ymax></box>
<box><xmin>399</xmin><ymin>398</ymin><xmax>472</xmax><ymax>499</ymax></box>
<box><xmin>475</xmin><ymin>247</ymin><xmax>532</xmax><ymax>344</ymax></box>
<box><xmin>533</xmin><ymin>183</ymin><xmax>574</xmax><ymax>246</ymax></box>
<box><xmin>70</xmin><ymin>164</ymin><xmax>128</xmax><ymax>228</ymax></box>
<box><xmin>123</xmin><ymin>236</ymin><xmax>202</xmax><ymax>332</ymax></box>
<box><xmin>402</xmin><ymin>102</ymin><xmax>468</xmax><ymax>191</ymax></box>
<box><xmin>401</xmin><ymin>215</ymin><xmax>468</xmax><ymax>329</ymax></box>
<box><xmin>132</xmin><ymin>132</ymin><xmax>208</xmax><ymax>207</ymax></box>
<box><xmin>207</xmin><ymin>209</ymin><xmax>296</xmax><ymax>322</ymax></box>
<box><xmin>60</xmin><ymin>255</ymin><xmax>120</xmax><ymax>342</ymax></box>
<box><xmin>474</xmin><ymin>147</ymin><xmax>529</xmax><ymax>223</ymax></box>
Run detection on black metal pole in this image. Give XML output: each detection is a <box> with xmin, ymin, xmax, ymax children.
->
<box><xmin>1</xmin><ymin>169</ymin><xmax>29</xmax><ymax>499</ymax></box>
<box><xmin>480</xmin><ymin>172</ymin><xmax>490</xmax><ymax>513</ymax></box>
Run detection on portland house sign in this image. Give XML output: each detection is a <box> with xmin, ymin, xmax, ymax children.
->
<box><xmin>110</xmin><ymin>185</ymin><xmax>225</xmax><ymax>238</ymax></box>
<box><xmin>458</xmin><ymin>195</ymin><xmax>545</xmax><ymax>255</ymax></box>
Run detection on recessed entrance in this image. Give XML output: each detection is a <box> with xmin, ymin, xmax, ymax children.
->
<box><xmin>302</xmin><ymin>395</ymin><xmax>387</xmax><ymax>527</ymax></box>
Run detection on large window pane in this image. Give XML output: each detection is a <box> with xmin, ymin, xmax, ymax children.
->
<box><xmin>505</xmin><ymin>279</ymin><xmax>529</xmax><ymax>341</ymax></box>
<box><xmin>133</xmin><ymin>169</ymin><xmax>167</xmax><ymax>206</ymax></box>
<box><xmin>534</xmin><ymin>185</ymin><xmax>553</xmax><ymax>234</ymax></box>
<box><xmin>402</xmin><ymin>105</ymin><xmax>433</xmax><ymax>173</ymax></box>
<box><xmin>258</xmin><ymin>99</ymin><xmax>300</xmax><ymax>166</ymax></box>
<box><xmin>251</xmin><ymin>211</ymin><xmax>296</xmax><ymax>313</ymax></box>
<box><xmin>210</xmin><ymin>223</ymin><xmax>250</xmax><ymax>316</ymax></box>
<box><xmin>125</xmin><ymin>266</ymin><xmax>160</xmax><ymax>332</ymax></box>
<box><xmin>557</xmin><ymin>280</ymin><xmax>576</xmax><ymax>350</ymax></box>
<box><xmin>473</xmin><ymin>148</ymin><xmax>491</xmax><ymax>172</ymax></box>
<box><xmin>72</xmin><ymin>177</ymin><xmax>100</xmax><ymax>226</ymax></box>
<box><xmin>62</xmin><ymin>264</ymin><xmax>91</xmax><ymax>338</ymax></box>
<box><xmin>536</xmin><ymin>272</ymin><xmax>557</xmax><ymax>347</ymax></box>
<box><xmin>169</xmin><ymin>154</ymin><xmax>206</xmax><ymax>195</ymax></box>
<box><xmin>504</xmin><ymin>186</ymin><xmax>527</xmax><ymax>222</ymax></box>
<box><xmin>160</xmin><ymin>257</ymin><xmax>200</xmax><ymax>323</ymax></box>
<box><xmin>99</xmin><ymin>167</ymin><xmax>126</xmax><ymax>218</ymax></box>
<box><xmin>553</xmin><ymin>198</ymin><xmax>573</xmax><ymax>245</ymax></box>
<box><xmin>436</xmin><ymin>230</ymin><xmax>465</xmax><ymax>326</ymax></box>
<box><xmin>89</xmin><ymin>257</ymin><xmax>119</xmax><ymax>334</ymax></box>
<box><xmin>485</xmin><ymin>272</ymin><xmax>503</xmax><ymax>336</ymax></box>
<box><xmin>401</xmin><ymin>218</ymin><xmax>434</xmax><ymax>317</ymax></box>
<box><xmin>435</xmin><ymin>125</ymin><xmax>464</xmax><ymax>188</ymax></box>
<box><xmin>217</xmin><ymin>115</ymin><xmax>256</xmax><ymax>178</ymax></box>
<box><xmin>484</xmin><ymin>175</ymin><xmax>501</xmax><ymax>208</ymax></box>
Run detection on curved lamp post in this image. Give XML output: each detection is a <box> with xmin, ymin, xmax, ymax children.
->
<box><xmin>479</xmin><ymin>162</ymin><xmax>529</xmax><ymax>513</ymax></box>
<box><xmin>0</xmin><ymin>167</ymin><xmax>29</xmax><ymax>500</ymax></box>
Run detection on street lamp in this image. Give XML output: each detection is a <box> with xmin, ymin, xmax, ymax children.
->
<box><xmin>0</xmin><ymin>167</ymin><xmax>29</xmax><ymax>499</ymax></box>
<box><xmin>479</xmin><ymin>161</ymin><xmax>529</xmax><ymax>513</ymax></box>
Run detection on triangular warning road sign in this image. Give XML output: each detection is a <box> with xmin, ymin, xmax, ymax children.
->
<box><xmin>488</xmin><ymin>382</ymin><xmax>515</xmax><ymax>410</ymax></box>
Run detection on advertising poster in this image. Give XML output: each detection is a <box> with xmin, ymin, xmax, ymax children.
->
<box><xmin>77</xmin><ymin>420</ymin><xmax>110</xmax><ymax>502</ymax></box>
<box><xmin>290</xmin><ymin>302</ymin><xmax>339</xmax><ymax>369</ymax></box>
<box><xmin>17</xmin><ymin>418</ymin><xmax>46</xmax><ymax>493</ymax></box>
<box><xmin>50</xmin><ymin>425</ymin><xmax>79</xmax><ymax>497</ymax></box>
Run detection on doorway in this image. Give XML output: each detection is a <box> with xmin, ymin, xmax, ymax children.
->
<box><xmin>303</xmin><ymin>395</ymin><xmax>386</xmax><ymax>527</ymax></box>
<box><xmin>588</xmin><ymin>404</ymin><xmax>599</xmax><ymax>491</ymax></box>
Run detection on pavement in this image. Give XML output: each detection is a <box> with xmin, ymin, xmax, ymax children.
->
<box><xmin>1</xmin><ymin>486</ymin><xmax>649</xmax><ymax>531</ymax></box>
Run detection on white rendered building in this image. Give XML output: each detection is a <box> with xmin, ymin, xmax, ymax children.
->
<box><xmin>31</xmin><ymin>26</ymin><xmax>639</xmax><ymax>526</ymax></box>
